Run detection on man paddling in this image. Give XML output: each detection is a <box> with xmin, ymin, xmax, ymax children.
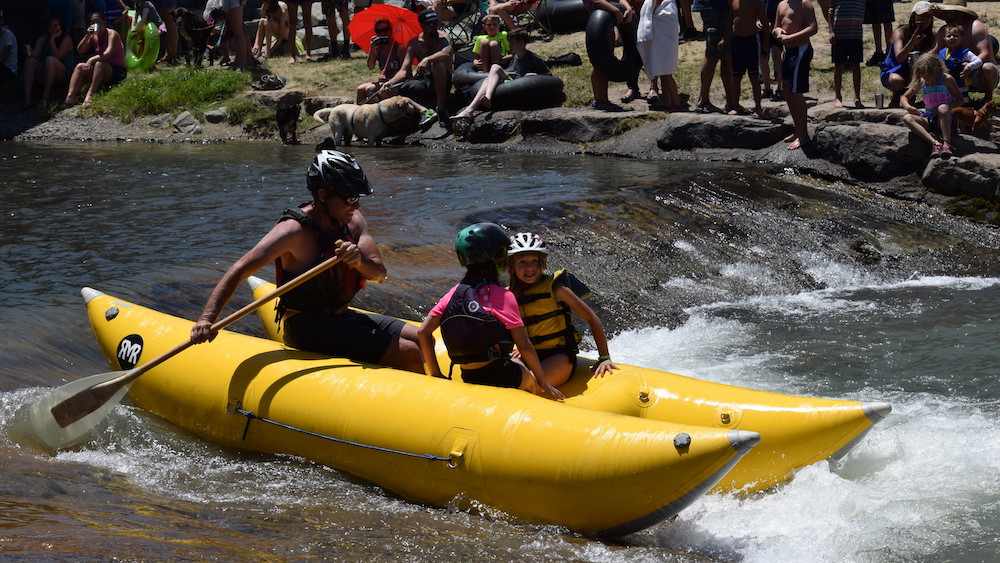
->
<box><xmin>190</xmin><ymin>150</ymin><xmax>423</xmax><ymax>373</ymax></box>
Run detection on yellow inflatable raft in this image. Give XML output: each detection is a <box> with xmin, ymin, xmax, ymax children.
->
<box><xmin>82</xmin><ymin>288</ymin><xmax>759</xmax><ymax>536</ymax></box>
<box><xmin>248</xmin><ymin>276</ymin><xmax>892</xmax><ymax>494</ymax></box>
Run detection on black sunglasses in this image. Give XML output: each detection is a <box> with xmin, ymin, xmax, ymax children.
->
<box><xmin>375</xmin><ymin>26</ymin><xmax>391</xmax><ymax>33</ymax></box>
<box><xmin>340</xmin><ymin>195</ymin><xmax>361</xmax><ymax>206</ymax></box>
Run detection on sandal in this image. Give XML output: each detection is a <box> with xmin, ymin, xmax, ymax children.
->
<box><xmin>620</xmin><ymin>89</ymin><xmax>640</xmax><ymax>103</ymax></box>
<box><xmin>591</xmin><ymin>100</ymin><xmax>624</xmax><ymax>112</ymax></box>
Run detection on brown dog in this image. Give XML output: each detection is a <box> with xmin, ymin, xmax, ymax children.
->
<box><xmin>953</xmin><ymin>100</ymin><xmax>997</xmax><ymax>135</ymax></box>
<box><xmin>313</xmin><ymin>96</ymin><xmax>421</xmax><ymax>147</ymax></box>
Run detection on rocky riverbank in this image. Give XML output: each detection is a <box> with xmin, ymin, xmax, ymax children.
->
<box><xmin>5</xmin><ymin>89</ymin><xmax>1000</xmax><ymax>210</ymax></box>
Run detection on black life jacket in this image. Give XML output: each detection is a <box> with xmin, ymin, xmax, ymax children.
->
<box><xmin>439</xmin><ymin>281</ymin><xmax>514</xmax><ymax>365</ymax></box>
<box><xmin>274</xmin><ymin>205</ymin><xmax>364</xmax><ymax>314</ymax></box>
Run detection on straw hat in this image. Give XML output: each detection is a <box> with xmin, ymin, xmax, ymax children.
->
<box><xmin>929</xmin><ymin>0</ymin><xmax>979</xmax><ymax>20</ymax></box>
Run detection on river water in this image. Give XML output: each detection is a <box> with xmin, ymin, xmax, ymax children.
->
<box><xmin>1</xmin><ymin>142</ymin><xmax>998</xmax><ymax>561</ymax></box>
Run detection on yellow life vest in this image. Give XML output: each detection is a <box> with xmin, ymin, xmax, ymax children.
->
<box><xmin>515</xmin><ymin>270</ymin><xmax>589</xmax><ymax>351</ymax></box>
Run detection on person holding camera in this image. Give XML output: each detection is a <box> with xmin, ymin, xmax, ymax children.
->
<box><xmin>355</xmin><ymin>17</ymin><xmax>404</xmax><ymax>102</ymax></box>
<box><xmin>879</xmin><ymin>1</ymin><xmax>937</xmax><ymax>108</ymax></box>
<box><xmin>63</xmin><ymin>12</ymin><xmax>126</xmax><ymax>109</ymax></box>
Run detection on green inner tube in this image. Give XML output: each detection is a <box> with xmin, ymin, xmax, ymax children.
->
<box><xmin>126</xmin><ymin>21</ymin><xmax>160</xmax><ymax>73</ymax></box>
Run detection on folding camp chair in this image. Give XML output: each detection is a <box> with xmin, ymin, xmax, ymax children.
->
<box><xmin>442</xmin><ymin>0</ymin><xmax>487</xmax><ymax>47</ymax></box>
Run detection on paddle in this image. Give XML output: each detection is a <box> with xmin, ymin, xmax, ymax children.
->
<box><xmin>29</xmin><ymin>253</ymin><xmax>345</xmax><ymax>449</ymax></box>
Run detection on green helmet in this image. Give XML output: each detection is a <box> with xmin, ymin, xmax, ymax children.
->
<box><xmin>455</xmin><ymin>223</ymin><xmax>510</xmax><ymax>267</ymax></box>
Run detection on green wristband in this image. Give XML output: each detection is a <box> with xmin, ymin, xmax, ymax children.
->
<box><xmin>598</xmin><ymin>355</ymin><xmax>611</xmax><ymax>361</ymax></box>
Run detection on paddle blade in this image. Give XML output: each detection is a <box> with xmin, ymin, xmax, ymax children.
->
<box><xmin>29</xmin><ymin>370</ymin><xmax>134</xmax><ymax>449</ymax></box>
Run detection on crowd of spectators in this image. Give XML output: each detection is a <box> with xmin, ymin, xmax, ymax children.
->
<box><xmin>0</xmin><ymin>0</ymin><xmax>996</xmax><ymax>158</ymax></box>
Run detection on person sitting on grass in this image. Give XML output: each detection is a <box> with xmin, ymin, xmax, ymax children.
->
<box><xmin>23</xmin><ymin>17</ymin><xmax>74</xmax><ymax>108</ymax></box>
<box><xmin>452</xmin><ymin>30</ymin><xmax>549</xmax><ymax>122</ymax></box>
<box><xmin>506</xmin><ymin>232</ymin><xmax>619</xmax><ymax>388</ymax></box>
<box><xmin>487</xmin><ymin>0</ymin><xmax>540</xmax><ymax>33</ymax></box>
<box><xmin>252</xmin><ymin>0</ymin><xmax>291</xmax><ymax>59</ymax></box>
<box><xmin>356</xmin><ymin>16</ymin><xmax>405</xmax><ymax>103</ymax></box>
<box><xmin>63</xmin><ymin>12</ymin><xmax>126</xmax><ymax>109</ymax></box>
<box><xmin>901</xmin><ymin>52</ymin><xmax>963</xmax><ymax>158</ymax></box>
<box><xmin>382</xmin><ymin>9</ymin><xmax>453</xmax><ymax>128</ymax></box>
<box><xmin>431</xmin><ymin>0</ymin><xmax>472</xmax><ymax>22</ymax></box>
<box><xmin>417</xmin><ymin>223</ymin><xmax>564</xmax><ymax>401</ymax></box>
<box><xmin>0</xmin><ymin>10</ymin><xmax>16</xmax><ymax>84</ymax></box>
<box><xmin>472</xmin><ymin>14</ymin><xmax>510</xmax><ymax>71</ymax></box>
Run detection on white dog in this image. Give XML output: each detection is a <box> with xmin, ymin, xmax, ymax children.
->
<box><xmin>313</xmin><ymin>96</ymin><xmax>421</xmax><ymax>147</ymax></box>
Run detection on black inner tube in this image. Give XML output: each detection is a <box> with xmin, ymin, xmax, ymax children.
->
<box><xmin>585</xmin><ymin>5</ymin><xmax>642</xmax><ymax>83</ymax></box>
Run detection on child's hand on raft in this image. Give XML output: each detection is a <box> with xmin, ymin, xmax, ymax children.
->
<box><xmin>542</xmin><ymin>380</ymin><xmax>565</xmax><ymax>402</ymax></box>
<box><xmin>592</xmin><ymin>359</ymin><xmax>619</xmax><ymax>378</ymax></box>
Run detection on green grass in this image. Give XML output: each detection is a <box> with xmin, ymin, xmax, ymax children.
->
<box><xmin>90</xmin><ymin>66</ymin><xmax>250</xmax><ymax>122</ymax></box>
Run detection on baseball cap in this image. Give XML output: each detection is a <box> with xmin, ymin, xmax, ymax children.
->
<box><xmin>912</xmin><ymin>1</ymin><xmax>931</xmax><ymax>14</ymax></box>
<box><xmin>418</xmin><ymin>9</ymin><xmax>439</xmax><ymax>25</ymax></box>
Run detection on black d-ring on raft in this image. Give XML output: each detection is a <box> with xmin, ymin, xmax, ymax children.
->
<box><xmin>585</xmin><ymin>4</ymin><xmax>642</xmax><ymax>83</ymax></box>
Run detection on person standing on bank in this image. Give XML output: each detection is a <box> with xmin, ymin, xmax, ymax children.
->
<box><xmin>190</xmin><ymin>150</ymin><xmax>423</xmax><ymax>374</ymax></box>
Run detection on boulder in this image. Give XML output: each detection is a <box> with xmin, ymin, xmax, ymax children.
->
<box><xmin>810</xmin><ymin>123</ymin><xmax>928</xmax><ymax>181</ymax></box>
<box><xmin>204</xmin><ymin>108</ymin><xmax>228</xmax><ymax>124</ymax></box>
<box><xmin>922</xmin><ymin>153</ymin><xmax>1000</xmax><ymax>199</ymax></box>
<box><xmin>657</xmin><ymin>113</ymin><xmax>793</xmax><ymax>150</ymax></box>
<box><xmin>149</xmin><ymin>113</ymin><xmax>172</xmax><ymax>129</ymax></box>
<box><xmin>454</xmin><ymin>111</ymin><xmax>521</xmax><ymax>143</ymax></box>
<box><xmin>172</xmin><ymin>111</ymin><xmax>202</xmax><ymax>135</ymax></box>
<box><xmin>246</xmin><ymin>89</ymin><xmax>306</xmax><ymax>107</ymax></box>
<box><xmin>520</xmin><ymin>107</ymin><xmax>645</xmax><ymax>142</ymax></box>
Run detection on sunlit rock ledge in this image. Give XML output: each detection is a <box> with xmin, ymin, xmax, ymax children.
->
<box><xmin>392</xmin><ymin>102</ymin><xmax>1000</xmax><ymax>203</ymax></box>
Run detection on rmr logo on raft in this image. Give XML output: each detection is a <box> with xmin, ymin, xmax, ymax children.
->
<box><xmin>117</xmin><ymin>334</ymin><xmax>144</xmax><ymax>369</ymax></box>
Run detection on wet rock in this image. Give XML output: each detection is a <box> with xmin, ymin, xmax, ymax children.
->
<box><xmin>657</xmin><ymin>113</ymin><xmax>793</xmax><ymax>150</ymax></box>
<box><xmin>456</xmin><ymin>111</ymin><xmax>521</xmax><ymax>144</ymax></box>
<box><xmin>922</xmin><ymin>153</ymin><xmax>1000</xmax><ymax>199</ymax></box>
<box><xmin>172</xmin><ymin>111</ymin><xmax>202</xmax><ymax>135</ymax></box>
<box><xmin>811</xmin><ymin>123</ymin><xmax>929</xmax><ymax>181</ymax></box>
<box><xmin>811</xmin><ymin>104</ymin><xmax>906</xmax><ymax>126</ymax></box>
<box><xmin>519</xmin><ymin>107</ymin><xmax>638</xmax><ymax>142</ymax></box>
<box><xmin>204</xmin><ymin>108</ymin><xmax>228</xmax><ymax>124</ymax></box>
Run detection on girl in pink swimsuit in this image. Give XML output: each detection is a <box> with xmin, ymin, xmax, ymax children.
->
<box><xmin>901</xmin><ymin>52</ymin><xmax>964</xmax><ymax>157</ymax></box>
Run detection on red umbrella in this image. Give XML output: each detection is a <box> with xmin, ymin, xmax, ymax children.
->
<box><xmin>348</xmin><ymin>4</ymin><xmax>422</xmax><ymax>54</ymax></box>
